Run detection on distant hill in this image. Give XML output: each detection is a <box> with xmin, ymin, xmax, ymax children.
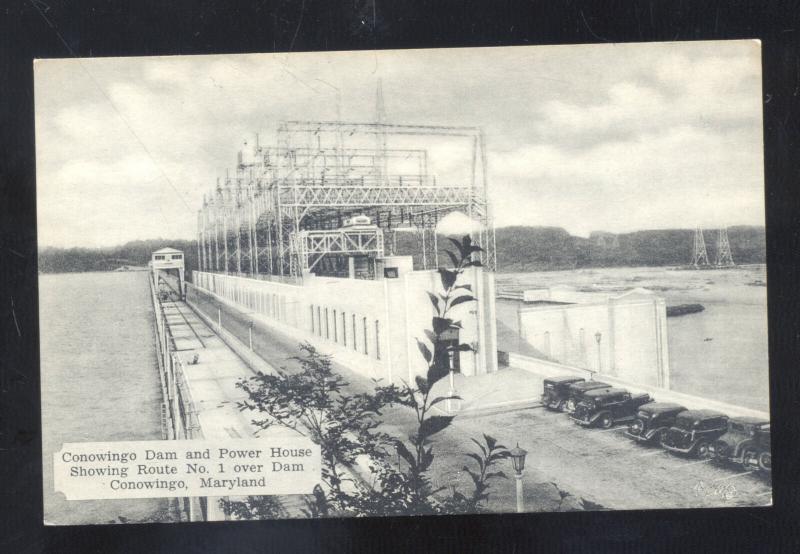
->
<box><xmin>494</xmin><ymin>225</ymin><xmax>766</xmax><ymax>272</ymax></box>
<box><xmin>38</xmin><ymin>239</ymin><xmax>200</xmax><ymax>275</ymax></box>
<box><xmin>38</xmin><ymin>226</ymin><xmax>765</xmax><ymax>274</ymax></box>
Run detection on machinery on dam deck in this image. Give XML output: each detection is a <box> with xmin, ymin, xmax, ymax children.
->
<box><xmin>196</xmin><ymin>118</ymin><xmax>496</xmax><ymax>280</ymax></box>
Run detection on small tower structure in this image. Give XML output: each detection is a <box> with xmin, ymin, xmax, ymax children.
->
<box><xmin>691</xmin><ymin>227</ymin><xmax>710</xmax><ymax>268</ymax></box>
<box><xmin>715</xmin><ymin>227</ymin><xmax>735</xmax><ymax>267</ymax></box>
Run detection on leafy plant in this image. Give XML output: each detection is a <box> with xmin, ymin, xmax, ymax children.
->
<box><xmin>443</xmin><ymin>434</ymin><xmax>510</xmax><ymax>513</ymax></box>
<box><xmin>226</xmin><ymin>236</ymin><xmax>511</xmax><ymax>518</ymax></box>
<box><xmin>379</xmin><ymin>234</ymin><xmax>484</xmax><ymax>509</ymax></box>
<box><xmin>221</xmin><ymin>343</ymin><xmax>401</xmax><ymax>518</ymax></box>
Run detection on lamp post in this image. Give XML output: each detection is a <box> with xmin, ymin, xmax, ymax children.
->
<box><xmin>594</xmin><ymin>331</ymin><xmax>602</xmax><ymax>374</ymax></box>
<box><xmin>509</xmin><ymin>443</ymin><xmax>528</xmax><ymax>513</ymax></box>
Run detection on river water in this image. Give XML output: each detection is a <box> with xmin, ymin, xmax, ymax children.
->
<box><xmin>40</xmin><ymin>271</ymin><xmax>172</xmax><ymax>525</ymax></box>
<box><xmin>496</xmin><ymin>265</ymin><xmax>770</xmax><ymax>412</ymax></box>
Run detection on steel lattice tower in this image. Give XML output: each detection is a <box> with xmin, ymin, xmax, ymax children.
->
<box><xmin>715</xmin><ymin>227</ymin><xmax>735</xmax><ymax>267</ymax></box>
<box><xmin>197</xmin><ymin>119</ymin><xmax>496</xmax><ymax>280</ymax></box>
<box><xmin>691</xmin><ymin>227</ymin><xmax>710</xmax><ymax>268</ymax></box>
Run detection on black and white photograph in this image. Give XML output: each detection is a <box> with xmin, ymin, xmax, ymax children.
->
<box><xmin>34</xmin><ymin>40</ymin><xmax>771</xmax><ymax>526</ymax></box>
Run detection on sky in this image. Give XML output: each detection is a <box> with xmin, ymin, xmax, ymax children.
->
<box><xmin>34</xmin><ymin>40</ymin><xmax>765</xmax><ymax>248</ymax></box>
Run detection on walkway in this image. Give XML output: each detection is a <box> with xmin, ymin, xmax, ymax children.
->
<box><xmin>158</xmin><ymin>296</ymin><xmax>305</xmax><ymax>518</ymax></box>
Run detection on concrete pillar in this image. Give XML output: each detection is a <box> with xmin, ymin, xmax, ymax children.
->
<box><xmin>606</xmin><ymin>298</ymin><xmax>617</xmax><ymax>376</ymax></box>
<box><xmin>654</xmin><ymin>297</ymin><xmax>670</xmax><ymax>388</ymax></box>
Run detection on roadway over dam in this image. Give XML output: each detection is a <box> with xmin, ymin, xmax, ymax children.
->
<box><xmin>172</xmin><ymin>277</ymin><xmax>772</xmax><ymax>513</ymax></box>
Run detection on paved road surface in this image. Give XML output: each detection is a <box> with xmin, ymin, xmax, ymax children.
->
<box><xmin>187</xmin><ymin>284</ymin><xmax>772</xmax><ymax>512</ymax></box>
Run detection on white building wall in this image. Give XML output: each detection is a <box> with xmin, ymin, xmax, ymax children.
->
<box><xmin>517</xmin><ymin>290</ymin><xmax>669</xmax><ymax>388</ymax></box>
<box><xmin>193</xmin><ymin>267</ymin><xmax>498</xmax><ymax>385</ymax></box>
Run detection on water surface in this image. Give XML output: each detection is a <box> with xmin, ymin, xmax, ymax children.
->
<box><xmin>40</xmin><ymin>271</ymin><xmax>171</xmax><ymax>525</ymax></box>
<box><xmin>496</xmin><ymin>265</ymin><xmax>769</xmax><ymax>412</ymax></box>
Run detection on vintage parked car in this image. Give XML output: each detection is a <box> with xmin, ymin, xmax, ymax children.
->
<box><xmin>659</xmin><ymin>409</ymin><xmax>729</xmax><ymax>458</ymax></box>
<box><xmin>624</xmin><ymin>402</ymin><xmax>688</xmax><ymax>444</ymax></box>
<box><xmin>754</xmin><ymin>425</ymin><xmax>771</xmax><ymax>473</ymax></box>
<box><xmin>570</xmin><ymin>388</ymin><xmax>653</xmax><ymax>429</ymax></box>
<box><xmin>563</xmin><ymin>380</ymin><xmax>613</xmax><ymax>413</ymax></box>
<box><xmin>709</xmin><ymin>417</ymin><xmax>771</xmax><ymax>472</ymax></box>
<box><xmin>541</xmin><ymin>376</ymin><xmax>586</xmax><ymax>411</ymax></box>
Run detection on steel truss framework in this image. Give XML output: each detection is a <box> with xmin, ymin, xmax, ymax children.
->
<box><xmin>715</xmin><ymin>228</ymin><xmax>735</xmax><ymax>267</ymax></box>
<box><xmin>689</xmin><ymin>227</ymin><xmax>735</xmax><ymax>268</ymax></box>
<box><xmin>691</xmin><ymin>227</ymin><xmax>710</xmax><ymax>267</ymax></box>
<box><xmin>294</xmin><ymin>228</ymin><xmax>385</xmax><ymax>274</ymax></box>
<box><xmin>197</xmin><ymin>120</ymin><xmax>496</xmax><ymax>279</ymax></box>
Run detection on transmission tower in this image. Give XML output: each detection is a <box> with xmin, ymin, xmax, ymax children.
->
<box><xmin>691</xmin><ymin>227</ymin><xmax>710</xmax><ymax>268</ymax></box>
<box><xmin>715</xmin><ymin>227</ymin><xmax>735</xmax><ymax>266</ymax></box>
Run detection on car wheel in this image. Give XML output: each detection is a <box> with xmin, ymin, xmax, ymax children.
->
<box><xmin>599</xmin><ymin>414</ymin><xmax>613</xmax><ymax>429</ymax></box>
<box><xmin>694</xmin><ymin>441</ymin><xmax>710</xmax><ymax>459</ymax></box>
<box><xmin>758</xmin><ymin>451</ymin><xmax>772</xmax><ymax>472</ymax></box>
<box><xmin>742</xmin><ymin>448</ymin><xmax>759</xmax><ymax>470</ymax></box>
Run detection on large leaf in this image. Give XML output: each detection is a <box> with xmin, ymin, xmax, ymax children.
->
<box><xmin>424</xmin><ymin>329</ymin><xmax>436</xmax><ymax>344</ymax></box>
<box><xmin>418</xmin><ymin>415</ymin><xmax>455</xmax><ymax>441</ymax></box>
<box><xmin>470</xmin><ymin>437</ymin><xmax>487</xmax><ymax>456</ymax></box>
<box><xmin>414</xmin><ymin>375</ymin><xmax>429</xmax><ymax>394</ymax></box>
<box><xmin>447</xmin><ymin>237</ymin><xmax>465</xmax><ymax>258</ymax></box>
<box><xmin>394</xmin><ymin>440</ymin><xmax>417</xmax><ymax>469</ymax></box>
<box><xmin>464</xmin><ymin>452</ymin><xmax>485</xmax><ymax>472</ymax></box>
<box><xmin>448</xmin><ymin>295</ymin><xmax>475</xmax><ymax>309</ymax></box>
<box><xmin>426</xmin><ymin>292</ymin><xmax>440</xmax><ymax>313</ymax></box>
<box><xmin>429</xmin><ymin>395</ymin><xmax>462</xmax><ymax>408</ymax></box>
<box><xmin>462</xmin><ymin>466</ymin><xmax>481</xmax><ymax>488</ymax></box>
<box><xmin>432</xmin><ymin>317</ymin><xmax>453</xmax><ymax>335</ymax></box>
<box><xmin>426</xmin><ymin>361</ymin><xmax>449</xmax><ymax>388</ymax></box>
<box><xmin>415</xmin><ymin>339</ymin><xmax>432</xmax><ymax>364</ymax></box>
<box><xmin>438</xmin><ymin>268</ymin><xmax>457</xmax><ymax>290</ymax></box>
<box><xmin>444</xmin><ymin>249</ymin><xmax>460</xmax><ymax>269</ymax></box>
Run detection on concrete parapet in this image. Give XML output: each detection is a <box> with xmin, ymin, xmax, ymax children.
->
<box><xmin>507</xmin><ymin>352</ymin><xmax>769</xmax><ymax>420</ymax></box>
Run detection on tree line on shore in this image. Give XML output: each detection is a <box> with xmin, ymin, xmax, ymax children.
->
<box><xmin>37</xmin><ymin>225</ymin><xmax>765</xmax><ymax>274</ymax></box>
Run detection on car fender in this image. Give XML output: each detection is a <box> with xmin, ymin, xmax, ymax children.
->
<box><xmin>645</xmin><ymin>425</ymin><xmax>667</xmax><ymax>441</ymax></box>
<box><xmin>589</xmin><ymin>411</ymin><xmax>611</xmax><ymax>425</ymax></box>
<box><xmin>736</xmin><ymin>437</ymin><xmax>760</xmax><ymax>457</ymax></box>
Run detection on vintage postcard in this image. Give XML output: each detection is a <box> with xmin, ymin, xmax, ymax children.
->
<box><xmin>35</xmin><ymin>40</ymin><xmax>769</xmax><ymax>525</ymax></box>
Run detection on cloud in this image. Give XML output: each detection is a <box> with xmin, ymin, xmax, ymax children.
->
<box><xmin>34</xmin><ymin>41</ymin><xmax>765</xmax><ymax>247</ymax></box>
<box><xmin>492</xmin><ymin>123</ymin><xmax>764</xmax><ymax>235</ymax></box>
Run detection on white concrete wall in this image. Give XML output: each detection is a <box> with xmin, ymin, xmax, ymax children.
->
<box><xmin>193</xmin><ymin>267</ymin><xmax>499</xmax><ymax>385</ymax></box>
<box><xmin>517</xmin><ymin>290</ymin><xmax>669</xmax><ymax>388</ymax></box>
